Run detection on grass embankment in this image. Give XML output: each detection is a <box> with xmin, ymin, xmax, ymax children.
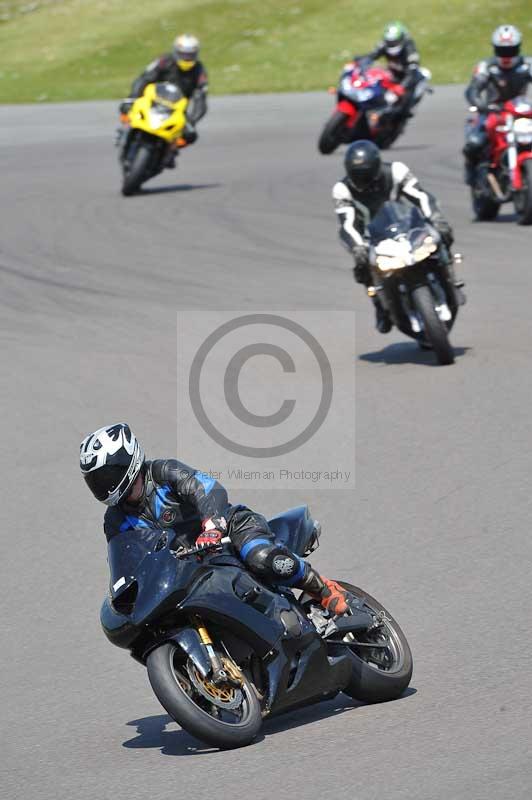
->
<box><xmin>0</xmin><ymin>0</ymin><xmax>530</xmax><ymax>103</ymax></box>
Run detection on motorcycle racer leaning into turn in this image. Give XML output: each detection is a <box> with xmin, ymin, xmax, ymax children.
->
<box><xmin>80</xmin><ymin>423</ymin><xmax>350</xmax><ymax>617</ymax></box>
<box><xmin>355</xmin><ymin>22</ymin><xmax>422</xmax><ymax>121</ymax></box>
<box><xmin>463</xmin><ymin>25</ymin><xmax>532</xmax><ymax>185</ymax></box>
<box><xmin>333</xmin><ymin>140</ymin><xmax>462</xmax><ymax>333</ymax></box>
<box><xmin>119</xmin><ymin>34</ymin><xmax>208</xmax><ymax>167</ymax></box>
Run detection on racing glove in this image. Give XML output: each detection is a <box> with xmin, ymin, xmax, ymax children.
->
<box><xmin>430</xmin><ymin>215</ymin><xmax>454</xmax><ymax>248</ymax></box>
<box><xmin>119</xmin><ymin>98</ymin><xmax>134</xmax><ymax>115</ymax></box>
<box><xmin>195</xmin><ymin>530</ymin><xmax>223</xmax><ymax>548</ymax></box>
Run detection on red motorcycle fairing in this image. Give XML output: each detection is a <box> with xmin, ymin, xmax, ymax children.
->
<box><xmin>513</xmin><ymin>151</ymin><xmax>532</xmax><ymax>190</ymax></box>
<box><xmin>336</xmin><ymin>99</ymin><xmax>358</xmax><ymax>127</ymax></box>
<box><xmin>485</xmin><ymin>99</ymin><xmax>532</xmax><ymax>185</ymax></box>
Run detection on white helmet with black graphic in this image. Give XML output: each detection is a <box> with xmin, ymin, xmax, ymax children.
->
<box><xmin>80</xmin><ymin>423</ymin><xmax>144</xmax><ymax>506</ymax></box>
<box><xmin>492</xmin><ymin>25</ymin><xmax>522</xmax><ymax>69</ymax></box>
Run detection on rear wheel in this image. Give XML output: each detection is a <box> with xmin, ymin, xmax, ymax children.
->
<box><xmin>147</xmin><ymin>642</ymin><xmax>262</xmax><ymax>750</ymax></box>
<box><xmin>339</xmin><ymin>582</ymin><xmax>413</xmax><ymax>703</ymax></box>
<box><xmin>412</xmin><ymin>284</ymin><xmax>454</xmax><ymax>365</ymax></box>
<box><xmin>514</xmin><ymin>160</ymin><xmax>532</xmax><ymax>225</ymax></box>
<box><xmin>122</xmin><ymin>144</ymin><xmax>152</xmax><ymax>196</ymax></box>
<box><xmin>318</xmin><ymin>111</ymin><xmax>349</xmax><ymax>154</ymax></box>
<box><xmin>471</xmin><ymin>166</ymin><xmax>500</xmax><ymax>221</ymax></box>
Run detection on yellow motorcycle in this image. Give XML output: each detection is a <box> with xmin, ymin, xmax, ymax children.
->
<box><xmin>119</xmin><ymin>82</ymin><xmax>189</xmax><ymax>195</ymax></box>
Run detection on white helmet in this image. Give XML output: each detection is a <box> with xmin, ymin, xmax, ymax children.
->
<box><xmin>173</xmin><ymin>34</ymin><xmax>200</xmax><ymax>70</ymax></box>
<box><xmin>492</xmin><ymin>25</ymin><xmax>522</xmax><ymax>69</ymax></box>
<box><xmin>80</xmin><ymin>423</ymin><xmax>144</xmax><ymax>506</ymax></box>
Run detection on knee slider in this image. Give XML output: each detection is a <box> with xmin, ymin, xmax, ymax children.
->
<box><xmin>245</xmin><ymin>542</ymin><xmax>303</xmax><ymax>582</ymax></box>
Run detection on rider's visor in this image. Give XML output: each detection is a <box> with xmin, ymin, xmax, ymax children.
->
<box><xmin>84</xmin><ymin>464</ymin><xmax>129</xmax><ymax>503</ymax></box>
<box><xmin>494</xmin><ymin>44</ymin><xmax>520</xmax><ymax>58</ymax></box>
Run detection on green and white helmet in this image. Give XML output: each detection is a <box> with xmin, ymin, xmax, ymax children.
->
<box><xmin>383</xmin><ymin>21</ymin><xmax>407</xmax><ymax>56</ymax></box>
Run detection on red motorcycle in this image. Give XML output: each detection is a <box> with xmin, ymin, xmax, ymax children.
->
<box><xmin>470</xmin><ymin>96</ymin><xmax>532</xmax><ymax>224</ymax></box>
<box><xmin>318</xmin><ymin>60</ymin><xmax>432</xmax><ymax>154</ymax></box>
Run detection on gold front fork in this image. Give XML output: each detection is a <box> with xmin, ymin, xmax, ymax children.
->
<box><xmin>193</xmin><ymin>617</ymin><xmax>242</xmax><ymax>686</ymax></box>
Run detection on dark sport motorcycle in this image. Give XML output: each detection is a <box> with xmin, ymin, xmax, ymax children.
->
<box><xmin>366</xmin><ymin>201</ymin><xmax>464</xmax><ymax>366</ymax></box>
<box><xmin>101</xmin><ymin>506</ymin><xmax>413</xmax><ymax>749</ymax></box>
<box><xmin>318</xmin><ymin>60</ymin><xmax>432</xmax><ymax>154</ymax></box>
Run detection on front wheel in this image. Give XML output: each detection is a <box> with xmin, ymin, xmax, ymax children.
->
<box><xmin>121</xmin><ymin>144</ymin><xmax>152</xmax><ymax>196</ymax></box>
<box><xmin>412</xmin><ymin>284</ymin><xmax>454</xmax><ymax>365</ymax></box>
<box><xmin>147</xmin><ymin>642</ymin><xmax>262</xmax><ymax>750</ymax></box>
<box><xmin>318</xmin><ymin>111</ymin><xmax>349</xmax><ymax>154</ymax></box>
<box><xmin>514</xmin><ymin>159</ymin><xmax>532</xmax><ymax>225</ymax></box>
<box><xmin>339</xmin><ymin>582</ymin><xmax>413</xmax><ymax>703</ymax></box>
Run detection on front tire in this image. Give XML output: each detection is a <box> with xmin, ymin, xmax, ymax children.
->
<box><xmin>147</xmin><ymin>642</ymin><xmax>262</xmax><ymax>750</ymax></box>
<box><xmin>318</xmin><ymin>111</ymin><xmax>349</xmax><ymax>154</ymax></box>
<box><xmin>514</xmin><ymin>160</ymin><xmax>532</xmax><ymax>225</ymax></box>
<box><xmin>121</xmin><ymin>144</ymin><xmax>152</xmax><ymax>196</ymax></box>
<box><xmin>412</xmin><ymin>284</ymin><xmax>454</xmax><ymax>365</ymax></box>
<box><xmin>339</xmin><ymin>582</ymin><xmax>413</xmax><ymax>703</ymax></box>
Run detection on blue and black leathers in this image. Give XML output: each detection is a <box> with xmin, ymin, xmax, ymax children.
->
<box><xmin>104</xmin><ymin>459</ymin><xmax>321</xmax><ymax>592</ymax></box>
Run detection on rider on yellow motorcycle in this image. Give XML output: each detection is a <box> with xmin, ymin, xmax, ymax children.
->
<box><xmin>120</xmin><ymin>34</ymin><xmax>208</xmax><ymax>167</ymax></box>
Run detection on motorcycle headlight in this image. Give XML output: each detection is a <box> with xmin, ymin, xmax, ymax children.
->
<box><xmin>514</xmin><ymin>117</ymin><xmax>532</xmax><ymax>144</ymax></box>
<box><xmin>376</xmin><ymin>255</ymin><xmax>407</xmax><ymax>271</ymax></box>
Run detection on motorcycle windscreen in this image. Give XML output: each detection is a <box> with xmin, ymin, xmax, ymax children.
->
<box><xmin>154</xmin><ymin>82</ymin><xmax>184</xmax><ymax>105</ymax></box>
<box><xmin>107</xmin><ymin>528</ymin><xmax>185</xmax><ymax>621</ymax></box>
<box><xmin>368</xmin><ymin>201</ymin><xmax>430</xmax><ymax>249</ymax></box>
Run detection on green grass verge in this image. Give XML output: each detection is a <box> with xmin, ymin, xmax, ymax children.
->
<box><xmin>0</xmin><ymin>0</ymin><xmax>530</xmax><ymax>102</ymax></box>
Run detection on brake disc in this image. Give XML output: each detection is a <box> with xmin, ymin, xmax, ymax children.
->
<box><xmin>186</xmin><ymin>660</ymin><xmax>243</xmax><ymax>710</ymax></box>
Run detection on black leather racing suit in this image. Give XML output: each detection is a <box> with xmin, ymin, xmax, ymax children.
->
<box><xmin>333</xmin><ymin>161</ymin><xmax>451</xmax><ymax>270</ymax></box>
<box><xmin>463</xmin><ymin>57</ymin><xmax>532</xmax><ymax>176</ymax></box>
<box><xmin>130</xmin><ymin>55</ymin><xmax>208</xmax><ymax>140</ymax></box>
<box><xmin>358</xmin><ymin>36</ymin><xmax>422</xmax><ymax>116</ymax></box>
<box><xmin>104</xmin><ymin>459</ymin><xmax>324</xmax><ymax>593</ymax></box>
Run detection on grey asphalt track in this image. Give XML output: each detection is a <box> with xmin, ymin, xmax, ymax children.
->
<box><xmin>2</xmin><ymin>87</ymin><xmax>532</xmax><ymax>800</ymax></box>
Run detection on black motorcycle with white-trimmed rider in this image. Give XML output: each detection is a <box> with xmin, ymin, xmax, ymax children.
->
<box><xmin>101</xmin><ymin>505</ymin><xmax>412</xmax><ymax>749</ymax></box>
<box><xmin>333</xmin><ymin>141</ymin><xmax>465</xmax><ymax>365</ymax></box>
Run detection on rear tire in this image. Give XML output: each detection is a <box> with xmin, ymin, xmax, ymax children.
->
<box><xmin>340</xmin><ymin>582</ymin><xmax>413</xmax><ymax>703</ymax></box>
<box><xmin>122</xmin><ymin>145</ymin><xmax>152</xmax><ymax>196</ymax></box>
<box><xmin>147</xmin><ymin>642</ymin><xmax>262</xmax><ymax>750</ymax></box>
<box><xmin>318</xmin><ymin>111</ymin><xmax>349</xmax><ymax>154</ymax></box>
<box><xmin>514</xmin><ymin>160</ymin><xmax>532</xmax><ymax>225</ymax></box>
<box><xmin>412</xmin><ymin>284</ymin><xmax>454</xmax><ymax>365</ymax></box>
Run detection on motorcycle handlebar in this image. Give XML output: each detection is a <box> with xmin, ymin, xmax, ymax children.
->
<box><xmin>175</xmin><ymin>536</ymin><xmax>232</xmax><ymax>559</ymax></box>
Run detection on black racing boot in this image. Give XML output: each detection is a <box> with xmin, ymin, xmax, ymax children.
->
<box><xmin>372</xmin><ymin>296</ymin><xmax>392</xmax><ymax>333</ymax></box>
<box><xmin>163</xmin><ymin>147</ymin><xmax>178</xmax><ymax>169</ymax></box>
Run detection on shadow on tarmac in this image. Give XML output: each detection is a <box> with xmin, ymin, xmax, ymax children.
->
<box><xmin>134</xmin><ymin>182</ymin><xmax>222</xmax><ymax>196</ymax></box>
<box><xmin>123</xmin><ymin>688</ymin><xmax>416</xmax><ymax>756</ymax></box>
<box><xmin>359</xmin><ymin>343</ymin><xmax>471</xmax><ymax>367</ymax></box>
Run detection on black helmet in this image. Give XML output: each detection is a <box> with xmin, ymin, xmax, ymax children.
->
<box><xmin>344</xmin><ymin>140</ymin><xmax>382</xmax><ymax>191</ymax></box>
<box><xmin>80</xmin><ymin>422</ymin><xmax>145</xmax><ymax>506</ymax></box>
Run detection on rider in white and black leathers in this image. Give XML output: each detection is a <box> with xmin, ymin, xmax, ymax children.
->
<box><xmin>333</xmin><ymin>140</ymin><xmax>456</xmax><ymax>332</ymax></box>
<box><xmin>80</xmin><ymin>423</ymin><xmax>350</xmax><ymax>616</ymax></box>
<box><xmin>464</xmin><ymin>25</ymin><xmax>532</xmax><ymax>184</ymax></box>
